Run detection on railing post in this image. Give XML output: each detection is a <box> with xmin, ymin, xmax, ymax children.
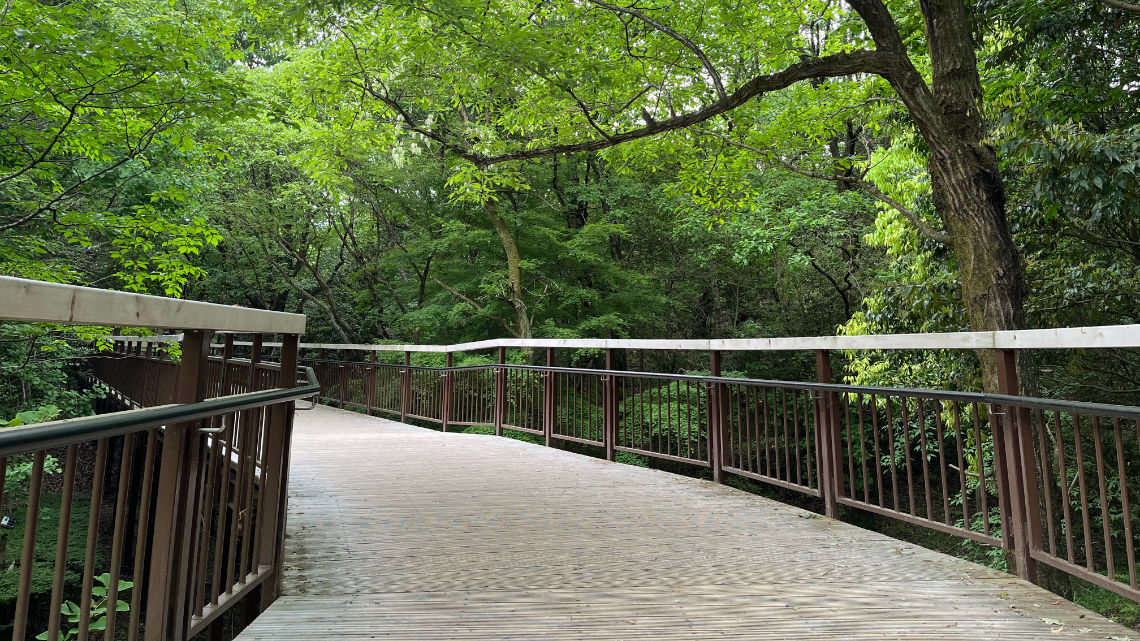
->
<box><xmin>604</xmin><ymin>348</ymin><xmax>616</xmax><ymax>461</ymax></box>
<box><xmin>815</xmin><ymin>350</ymin><xmax>841</xmax><ymax>519</ymax></box>
<box><xmin>145</xmin><ymin>329</ymin><xmax>212</xmax><ymax>641</ymax></box>
<box><xmin>709</xmin><ymin>350</ymin><xmax>725</xmax><ymax>483</ymax></box>
<box><xmin>248</xmin><ymin>334</ymin><xmax>263</xmax><ymax>391</ymax></box>
<box><xmin>338</xmin><ymin>349</ymin><xmax>348</xmax><ymax>408</ymax></box>
<box><xmin>544</xmin><ymin>348</ymin><xmax>555</xmax><ymax>447</ymax></box>
<box><xmin>143</xmin><ymin>342</ymin><xmax>155</xmax><ymax>406</ymax></box>
<box><xmin>221</xmin><ymin>335</ymin><xmax>235</xmax><ymax>394</ymax></box>
<box><xmin>366</xmin><ymin>351</ymin><xmax>377</xmax><ymax>415</ymax></box>
<box><xmin>995</xmin><ymin>349</ymin><xmax>1040</xmax><ymax>583</ymax></box>
<box><xmin>442</xmin><ymin>351</ymin><xmax>453</xmax><ymax>432</ymax></box>
<box><xmin>401</xmin><ymin>351</ymin><xmax>411</xmax><ymax>422</ymax></box>
<box><xmin>494</xmin><ymin>346</ymin><xmax>506</xmax><ymax>436</ymax></box>
<box><xmin>258</xmin><ymin>333</ymin><xmax>299</xmax><ymax>607</ymax></box>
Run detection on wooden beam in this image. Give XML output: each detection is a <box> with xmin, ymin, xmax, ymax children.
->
<box><xmin>221</xmin><ymin>324</ymin><xmax>1140</xmax><ymax>354</ymax></box>
<box><xmin>0</xmin><ymin>276</ymin><xmax>305</xmax><ymax>334</ymax></box>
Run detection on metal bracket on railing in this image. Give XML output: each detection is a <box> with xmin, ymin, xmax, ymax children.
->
<box><xmin>295</xmin><ymin>366</ymin><xmax>321</xmax><ymax>410</ymax></box>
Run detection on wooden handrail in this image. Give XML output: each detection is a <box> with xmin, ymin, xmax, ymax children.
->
<box><xmin>215</xmin><ymin>323</ymin><xmax>1140</xmax><ymax>353</ymax></box>
<box><xmin>0</xmin><ymin>276</ymin><xmax>305</xmax><ymax>334</ymax></box>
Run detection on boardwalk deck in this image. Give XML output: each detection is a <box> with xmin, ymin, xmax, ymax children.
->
<box><xmin>236</xmin><ymin>405</ymin><xmax>1135</xmax><ymax>640</ymax></box>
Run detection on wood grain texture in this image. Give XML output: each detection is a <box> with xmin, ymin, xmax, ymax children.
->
<box><xmin>237</xmin><ymin>405</ymin><xmax>1135</xmax><ymax>640</ymax></box>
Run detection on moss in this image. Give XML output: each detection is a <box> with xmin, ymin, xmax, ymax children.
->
<box><xmin>0</xmin><ymin>493</ymin><xmax>93</xmax><ymax>606</ymax></box>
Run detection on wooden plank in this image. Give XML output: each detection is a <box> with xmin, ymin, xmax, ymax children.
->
<box><xmin>236</xmin><ymin>405</ymin><xmax>1136</xmax><ymax>641</ymax></box>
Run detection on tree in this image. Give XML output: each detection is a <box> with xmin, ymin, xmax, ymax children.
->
<box><xmin>299</xmin><ymin>0</ymin><xmax>1033</xmax><ymax>388</ymax></box>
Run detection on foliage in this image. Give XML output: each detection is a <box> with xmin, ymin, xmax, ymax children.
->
<box><xmin>36</xmin><ymin>574</ymin><xmax>132</xmax><ymax>641</ymax></box>
<box><xmin>0</xmin><ymin>494</ymin><xmax>94</xmax><ymax>608</ymax></box>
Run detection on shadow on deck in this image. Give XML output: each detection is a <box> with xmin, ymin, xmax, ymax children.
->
<box><xmin>236</xmin><ymin>405</ymin><xmax>1132</xmax><ymax>640</ymax></box>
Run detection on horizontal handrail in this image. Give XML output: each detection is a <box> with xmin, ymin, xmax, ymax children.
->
<box><xmin>0</xmin><ymin>276</ymin><xmax>306</xmax><ymax>333</ymax></box>
<box><xmin>0</xmin><ymin>370</ymin><xmax>319</xmax><ymax>457</ymax></box>
<box><xmin>304</xmin><ymin>358</ymin><xmax>1140</xmax><ymax>421</ymax></box>
<box><xmin>220</xmin><ymin>323</ymin><xmax>1140</xmax><ymax>352</ymax></box>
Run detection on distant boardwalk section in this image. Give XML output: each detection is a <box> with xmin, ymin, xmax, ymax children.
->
<box><xmin>237</xmin><ymin>405</ymin><xmax>1134</xmax><ymax>640</ymax></box>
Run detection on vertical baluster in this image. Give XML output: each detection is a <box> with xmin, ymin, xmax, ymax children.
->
<box><xmin>780</xmin><ymin>388</ymin><xmax>790</xmax><ymax>483</ymax></box>
<box><xmin>934</xmin><ymin>403</ymin><xmax>950</xmax><ymax>524</ymax></box>
<box><xmin>1093</xmin><ymin>417</ymin><xmax>1115</xmax><ymax>579</ymax></box>
<box><xmin>78</xmin><ymin>439</ymin><xmax>109</xmax><ymax>641</ymax></box>
<box><xmin>871</xmin><ymin>395</ymin><xmax>884</xmax><ymax>507</ymax></box>
<box><xmin>1035</xmin><ymin>409</ymin><xmax>1056</xmax><ymax>556</ymax></box>
<box><xmin>1114</xmin><ymin>418</ymin><xmax>1136</xmax><ymax>588</ymax></box>
<box><xmin>129</xmin><ymin>429</ymin><xmax>159</xmax><ymax>641</ymax></box>
<box><xmin>971</xmin><ymin>403</ymin><xmax>990</xmax><ymax>536</ymax></box>
<box><xmin>856</xmin><ymin>395</ymin><xmax>868</xmax><ymax>503</ymax></box>
<box><xmin>900</xmin><ymin>397</ymin><xmax>916</xmax><ymax>516</ymax></box>
<box><xmin>12</xmin><ymin>451</ymin><xmax>47</xmax><ymax>641</ymax></box>
<box><xmin>47</xmin><ymin>445</ymin><xmax>79</xmax><ymax>641</ymax></box>
<box><xmin>104</xmin><ymin>433</ymin><xmax>136</xmax><ymax>640</ymax></box>
<box><xmin>1056</xmin><ymin>411</ymin><xmax>1074</xmax><ymax>563</ymax></box>
<box><xmin>953</xmin><ymin>402</ymin><xmax>970</xmax><ymax>531</ymax></box>
<box><xmin>709</xmin><ymin>351</ymin><xmax>724</xmax><ymax>483</ymax></box>
<box><xmin>916</xmin><ymin>399</ymin><xmax>933</xmax><ymax>519</ymax></box>
<box><xmin>1071</xmin><ymin>415</ymin><xmax>1089</xmax><ymax>568</ymax></box>
<box><xmin>794</xmin><ymin>388</ymin><xmax>805</xmax><ymax>488</ymax></box>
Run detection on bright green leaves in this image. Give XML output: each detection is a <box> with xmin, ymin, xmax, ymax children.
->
<box><xmin>36</xmin><ymin>574</ymin><xmax>133</xmax><ymax>641</ymax></box>
<box><xmin>445</xmin><ymin>163</ymin><xmax>531</xmax><ymax>204</ymax></box>
<box><xmin>1</xmin><ymin>0</ymin><xmax>250</xmax><ymax>295</ymax></box>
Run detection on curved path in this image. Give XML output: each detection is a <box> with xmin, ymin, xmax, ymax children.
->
<box><xmin>237</xmin><ymin>405</ymin><xmax>1134</xmax><ymax>640</ymax></box>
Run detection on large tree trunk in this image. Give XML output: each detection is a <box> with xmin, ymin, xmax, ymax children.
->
<box><xmin>855</xmin><ymin>0</ymin><xmax>1030</xmax><ymax>393</ymax></box>
<box><xmin>929</xmin><ymin>140</ymin><xmax>1027</xmax><ymax>390</ymax></box>
<box><xmin>484</xmin><ymin>198</ymin><xmax>532</xmax><ymax>339</ymax></box>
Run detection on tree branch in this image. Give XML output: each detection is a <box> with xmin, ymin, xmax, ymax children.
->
<box><xmin>431</xmin><ymin>277</ymin><xmax>520</xmax><ymax>337</ymax></box>
<box><xmin>470</xmin><ymin>50</ymin><xmax>891</xmax><ymax>166</ymax></box>
<box><xmin>585</xmin><ymin>0</ymin><xmax>727</xmax><ymax>102</ymax></box>
<box><xmin>694</xmin><ymin>128</ymin><xmax>953</xmax><ymax>246</ymax></box>
<box><xmin>1104</xmin><ymin>0</ymin><xmax>1140</xmax><ymax>12</ymax></box>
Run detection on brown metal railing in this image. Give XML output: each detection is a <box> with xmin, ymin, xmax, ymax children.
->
<box><xmin>292</xmin><ymin>340</ymin><xmax>1140</xmax><ymax>605</ymax></box>
<box><xmin>0</xmin><ymin>277</ymin><xmax>312</xmax><ymax>641</ymax></box>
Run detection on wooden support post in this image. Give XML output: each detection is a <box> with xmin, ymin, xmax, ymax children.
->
<box><xmin>339</xmin><ymin>350</ymin><xmax>348</xmax><ymax>408</ymax></box>
<box><xmin>222</xmin><ymin>335</ymin><xmax>235</xmax><ymax>396</ymax></box>
<box><xmin>995</xmin><ymin>349</ymin><xmax>1040</xmax><ymax>583</ymax></box>
<box><xmin>143</xmin><ymin>342</ymin><xmax>155</xmax><ymax>406</ymax></box>
<box><xmin>442</xmin><ymin>352</ymin><xmax>453</xmax><ymax>432</ymax></box>
<box><xmin>401</xmin><ymin>351</ymin><xmax>411</xmax><ymax>422</ymax></box>
<box><xmin>603</xmin><ymin>349</ymin><xmax>616</xmax><ymax>461</ymax></box>
<box><xmin>495</xmin><ymin>347</ymin><xmax>506</xmax><ymax>436</ymax></box>
<box><xmin>544</xmin><ymin>348</ymin><xmax>555</xmax><ymax>447</ymax></box>
<box><xmin>259</xmin><ymin>334</ymin><xmax>299</xmax><ymax>607</ymax></box>
<box><xmin>145</xmin><ymin>330</ymin><xmax>211</xmax><ymax>641</ymax></box>
<box><xmin>709</xmin><ymin>351</ymin><xmax>727</xmax><ymax>482</ymax></box>
<box><xmin>815</xmin><ymin>350</ymin><xmax>841</xmax><ymax>519</ymax></box>
<box><xmin>366</xmin><ymin>351</ymin><xmax>377</xmax><ymax>415</ymax></box>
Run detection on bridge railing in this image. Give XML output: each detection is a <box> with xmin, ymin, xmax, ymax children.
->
<box><xmin>268</xmin><ymin>327</ymin><xmax>1140</xmax><ymax>603</ymax></box>
<box><xmin>0</xmin><ymin>277</ymin><xmax>313</xmax><ymax>641</ymax></box>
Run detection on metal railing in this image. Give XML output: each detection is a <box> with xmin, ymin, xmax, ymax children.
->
<box><xmin>285</xmin><ymin>330</ymin><xmax>1140</xmax><ymax>604</ymax></box>
<box><xmin>0</xmin><ymin>277</ymin><xmax>312</xmax><ymax>641</ymax></box>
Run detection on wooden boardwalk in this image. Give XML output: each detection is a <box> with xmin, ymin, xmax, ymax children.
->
<box><xmin>237</xmin><ymin>405</ymin><xmax>1135</xmax><ymax>640</ymax></box>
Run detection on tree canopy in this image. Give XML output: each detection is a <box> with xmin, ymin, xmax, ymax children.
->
<box><xmin>2</xmin><ymin>0</ymin><xmax>1139</xmax><ymax>417</ymax></box>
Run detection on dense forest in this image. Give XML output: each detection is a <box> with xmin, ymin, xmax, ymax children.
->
<box><xmin>2</xmin><ymin>1</ymin><xmax>1140</xmax><ymax>636</ymax></box>
<box><xmin>1</xmin><ymin>0</ymin><xmax>1139</xmax><ymax>413</ymax></box>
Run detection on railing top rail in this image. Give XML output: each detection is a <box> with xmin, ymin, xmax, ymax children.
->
<box><xmin>221</xmin><ymin>324</ymin><xmax>1140</xmax><ymax>353</ymax></box>
<box><xmin>0</xmin><ymin>276</ymin><xmax>306</xmax><ymax>334</ymax></box>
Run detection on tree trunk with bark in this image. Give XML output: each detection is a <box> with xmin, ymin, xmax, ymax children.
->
<box><xmin>484</xmin><ymin>198</ymin><xmax>532</xmax><ymax>339</ymax></box>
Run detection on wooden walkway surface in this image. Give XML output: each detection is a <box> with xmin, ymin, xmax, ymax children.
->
<box><xmin>236</xmin><ymin>405</ymin><xmax>1135</xmax><ymax>640</ymax></box>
